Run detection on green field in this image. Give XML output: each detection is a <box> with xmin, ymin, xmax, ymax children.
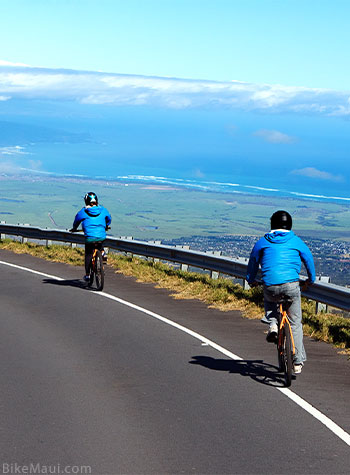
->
<box><xmin>1</xmin><ymin>176</ymin><xmax>350</xmax><ymax>241</ymax></box>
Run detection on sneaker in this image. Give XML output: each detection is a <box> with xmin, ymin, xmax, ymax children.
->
<box><xmin>83</xmin><ymin>275</ymin><xmax>90</xmax><ymax>282</ymax></box>
<box><xmin>293</xmin><ymin>363</ymin><xmax>303</xmax><ymax>374</ymax></box>
<box><xmin>266</xmin><ymin>323</ymin><xmax>278</xmax><ymax>343</ymax></box>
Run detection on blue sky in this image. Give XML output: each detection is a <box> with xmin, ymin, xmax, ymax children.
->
<box><xmin>0</xmin><ymin>0</ymin><xmax>350</xmax><ymax>90</ymax></box>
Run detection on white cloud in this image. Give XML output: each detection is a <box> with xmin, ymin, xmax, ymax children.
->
<box><xmin>0</xmin><ymin>61</ymin><xmax>350</xmax><ymax>115</ymax></box>
<box><xmin>329</xmin><ymin>96</ymin><xmax>350</xmax><ymax>117</ymax></box>
<box><xmin>193</xmin><ymin>168</ymin><xmax>205</xmax><ymax>178</ymax></box>
<box><xmin>253</xmin><ymin>129</ymin><xmax>295</xmax><ymax>144</ymax></box>
<box><xmin>0</xmin><ymin>161</ymin><xmax>21</xmax><ymax>173</ymax></box>
<box><xmin>0</xmin><ymin>95</ymin><xmax>10</xmax><ymax>101</ymax></box>
<box><xmin>0</xmin><ymin>59</ymin><xmax>30</xmax><ymax>67</ymax></box>
<box><xmin>27</xmin><ymin>159</ymin><xmax>42</xmax><ymax>170</ymax></box>
<box><xmin>291</xmin><ymin>167</ymin><xmax>344</xmax><ymax>182</ymax></box>
<box><xmin>0</xmin><ymin>146</ymin><xmax>29</xmax><ymax>156</ymax></box>
<box><xmin>0</xmin><ymin>146</ymin><xmax>41</xmax><ymax>174</ymax></box>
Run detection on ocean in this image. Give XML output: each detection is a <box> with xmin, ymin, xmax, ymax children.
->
<box><xmin>17</xmin><ymin>141</ymin><xmax>350</xmax><ymax>205</ymax></box>
<box><xmin>3</xmin><ymin>105</ymin><xmax>349</xmax><ymax>204</ymax></box>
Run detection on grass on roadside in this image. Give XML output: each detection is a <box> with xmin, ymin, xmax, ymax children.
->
<box><xmin>1</xmin><ymin>239</ymin><xmax>349</xmax><ymax>352</ymax></box>
<box><xmin>0</xmin><ymin>239</ymin><xmax>85</xmax><ymax>265</ymax></box>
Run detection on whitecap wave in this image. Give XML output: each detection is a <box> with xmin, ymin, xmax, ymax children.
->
<box><xmin>289</xmin><ymin>191</ymin><xmax>350</xmax><ymax>201</ymax></box>
<box><xmin>13</xmin><ymin>169</ymin><xmax>350</xmax><ymax>203</ymax></box>
<box><xmin>116</xmin><ymin>174</ymin><xmax>350</xmax><ymax>202</ymax></box>
<box><xmin>244</xmin><ymin>185</ymin><xmax>280</xmax><ymax>192</ymax></box>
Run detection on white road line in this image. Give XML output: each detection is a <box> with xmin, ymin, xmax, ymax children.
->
<box><xmin>1</xmin><ymin>258</ymin><xmax>350</xmax><ymax>447</ymax></box>
<box><xmin>0</xmin><ymin>260</ymin><xmax>64</xmax><ymax>281</ymax></box>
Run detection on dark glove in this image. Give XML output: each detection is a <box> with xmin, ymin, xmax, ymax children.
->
<box><xmin>301</xmin><ymin>279</ymin><xmax>311</xmax><ymax>292</ymax></box>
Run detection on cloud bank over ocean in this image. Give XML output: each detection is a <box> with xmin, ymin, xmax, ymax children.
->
<box><xmin>253</xmin><ymin>129</ymin><xmax>296</xmax><ymax>144</ymax></box>
<box><xmin>0</xmin><ymin>60</ymin><xmax>349</xmax><ymax>202</ymax></box>
<box><xmin>1</xmin><ymin>61</ymin><xmax>350</xmax><ymax>116</ymax></box>
<box><xmin>291</xmin><ymin>167</ymin><xmax>344</xmax><ymax>182</ymax></box>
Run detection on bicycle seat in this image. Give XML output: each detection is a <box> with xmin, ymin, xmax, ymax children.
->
<box><xmin>278</xmin><ymin>295</ymin><xmax>293</xmax><ymax>310</ymax></box>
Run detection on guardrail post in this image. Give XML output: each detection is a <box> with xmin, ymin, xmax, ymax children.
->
<box><xmin>315</xmin><ymin>276</ymin><xmax>330</xmax><ymax>313</ymax></box>
<box><xmin>175</xmin><ymin>245</ymin><xmax>190</xmax><ymax>271</ymax></box>
<box><xmin>21</xmin><ymin>224</ymin><xmax>30</xmax><ymax>243</ymax></box>
<box><xmin>0</xmin><ymin>221</ymin><xmax>6</xmax><ymax>240</ymax></box>
<box><xmin>235</xmin><ymin>257</ymin><xmax>249</xmax><ymax>288</ymax></box>
<box><xmin>126</xmin><ymin>237</ymin><xmax>134</xmax><ymax>258</ymax></box>
<box><xmin>148</xmin><ymin>240</ymin><xmax>161</xmax><ymax>263</ymax></box>
<box><xmin>44</xmin><ymin>227</ymin><xmax>51</xmax><ymax>247</ymax></box>
<box><xmin>71</xmin><ymin>243</ymin><xmax>77</xmax><ymax>248</ymax></box>
<box><xmin>121</xmin><ymin>236</ymin><xmax>134</xmax><ymax>258</ymax></box>
<box><xmin>206</xmin><ymin>250</ymin><xmax>222</xmax><ymax>279</ymax></box>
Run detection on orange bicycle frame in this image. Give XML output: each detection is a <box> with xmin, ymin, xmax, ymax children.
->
<box><xmin>91</xmin><ymin>248</ymin><xmax>98</xmax><ymax>267</ymax></box>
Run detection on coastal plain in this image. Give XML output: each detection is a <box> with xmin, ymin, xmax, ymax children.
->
<box><xmin>1</xmin><ymin>176</ymin><xmax>350</xmax><ymax>285</ymax></box>
<box><xmin>0</xmin><ymin>176</ymin><xmax>349</xmax><ymax>241</ymax></box>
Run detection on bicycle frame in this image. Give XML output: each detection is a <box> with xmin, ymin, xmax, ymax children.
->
<box><xmin>91</xmin><ymin>247</ymin><xmax>98</xmax><ymax>269</ymax></box>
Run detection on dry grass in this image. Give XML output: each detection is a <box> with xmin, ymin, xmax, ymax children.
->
<box><xmin>109</xmin><ymin>254</ymin><xmax>264</xmax><ymax>318</ymax></box>
<box><xmin>1</xmin><ymin>239</ymin><xmax>349</xmax><ymax>352</ymax></box>
<box><xmin>0</xmin><ymin>239</ymin><xmax>85</xmax><ymax>266</ymax></box>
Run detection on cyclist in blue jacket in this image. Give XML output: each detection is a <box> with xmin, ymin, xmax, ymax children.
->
<box><xmin>246</xmin><ymin>210</ymin><xmax>315</xmax><ymax>374</ymax></box>
<box><xmin>70</xmin><ymin>192</ymin><xmax>112</xmax><ymax>282</ymax></box>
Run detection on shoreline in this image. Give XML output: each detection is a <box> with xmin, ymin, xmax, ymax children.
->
<box><xmin>2</xmin><ymin>171</ymin><xmax>350</xmax><ymax>205</ymax></box>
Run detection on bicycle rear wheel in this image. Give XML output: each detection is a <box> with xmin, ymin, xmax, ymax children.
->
<box><xmin>280</xmin><ymin>324</ymin><xmax>293</xmax><ymax>387</ymax></box>
<box><xmin>94</xmin><ymin>250</ymin><xmax>104</xmax><ymax>291</ymax></box>
<box><xmin>88</xmin><ymin>263</ymin><xmax>94</xmax><ymax>287</ymax></box>
<box><xmin>278</xmin><ymin>331</ymin><xmax>284</xmax><ymax>372</ymax></box>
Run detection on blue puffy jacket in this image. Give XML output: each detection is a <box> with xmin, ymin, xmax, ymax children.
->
<box><xmin>72</xmin><ymin>205</ymin><xmax>112</xmax><ymax>242</ymax></box>
<box><xmin>246</xmin><ymin>230</ymin><xmax>316</xmax><ymax>287</ymax></box>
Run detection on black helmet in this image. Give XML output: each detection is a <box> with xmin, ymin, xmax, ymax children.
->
<box><xmin>270</xmin><ymin>210</ymin><xmax>292</xmax><ymax>230</ymax></box>
<box><xmin>84</xmin><ymin>192</ymin><xmax>98</xmax><ymax>206</ymax></box>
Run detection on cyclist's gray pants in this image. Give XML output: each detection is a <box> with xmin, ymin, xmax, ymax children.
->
<box><xmin>262</xmin><ymin>281</ymin><xmax>306</xmax><ymax>364</ymax></box>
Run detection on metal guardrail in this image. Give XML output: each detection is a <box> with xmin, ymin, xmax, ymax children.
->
<box><xmin>0</xmin><ymin>223</ymin><xmax>349</xmax><ymax>312</ymax></box>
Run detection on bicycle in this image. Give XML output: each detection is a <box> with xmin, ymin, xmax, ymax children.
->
<box><xmin>276</xmin><ymin>296</ymin><xmax>296</xmax><ymax>387</ymax></box>
<box><xmin>87</xmin><ymin>242</ymin><xmax>104</xmax><ymax>291</ymax></box>
<box><xmin>69</xmin><ymin>226</ymin><xmax>110</xmax><ymax>292</ymax></box>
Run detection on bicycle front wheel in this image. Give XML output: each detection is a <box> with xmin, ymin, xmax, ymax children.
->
<box><xmin>281</xmin><ymin>324</ymin><xmax>293</xmax><ymax>387</ymax></box>
<box><xmin>94</xmin><ymin>250</ymin><xmax>104</xmax><ymax>291</ymax></box>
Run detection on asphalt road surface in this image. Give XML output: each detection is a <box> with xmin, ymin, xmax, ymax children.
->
<box><xmin>0</xmin><ymin>249</ymin><xmax>349</xmax><ymax>475</ymax></box>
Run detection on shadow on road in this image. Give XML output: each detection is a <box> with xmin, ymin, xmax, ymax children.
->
<box><xmin>42</xmin><ymin>278</ymin><xmax>88</xmax><ymax>290</ymax></box>
<box><xmin>189</xmin><ymin>355</ymin><xmax>291</xmax><ymax>387</ymax></box>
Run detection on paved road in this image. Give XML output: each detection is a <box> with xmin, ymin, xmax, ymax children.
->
<box><xmin>0</xmin><ymin>249</ymin><xmax>349</xmax><ymax>474</ymax></box>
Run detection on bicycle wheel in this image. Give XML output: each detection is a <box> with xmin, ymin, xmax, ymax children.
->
<box><xmin>277</xmin><ymin>330</ymin><xmax>284</xmax><ymax>373</ymax></box>
<box><xmin>94</xmin><ymin>250</ymin><xmax>104</xmax><ymax>291</ymax></box>
<box><xmin>88</xmin><ymin>262</ymin><xmax>94</xmax><ymax>287</ymax></box>
<box><xmin>281</xmin><ymin>324</ymin><xmax>293</xmax><ymax>387</ymax></box>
